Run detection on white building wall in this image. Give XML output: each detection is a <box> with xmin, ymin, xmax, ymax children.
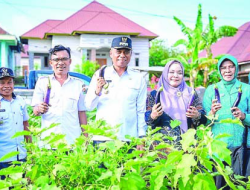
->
<box><xmin>80</xmin><ymin>34</ymin><xmax>122</xmax><ymax>49</ymax></box>
<box><xmin>52</xmin><ymin>36</ymin><xmax>81</xmax><ymax>71</ymax></box>
<box><xmin>28</xmin><ymin>39</ymin><xmax>52</xmax><ymax>53</ymax></box>
<box><xmin>130</xmin><ymin>38</ymin><xmax>150</xmax><ymax>68</ymax></box>
<box><xmin>27</xmin><ymin>35</ymin><xmax>150</xmax><ymax>72</ymax></box>
<box><xmin>80</xmin><ymin>34</ymin><xmax>150</xmax><ymax>67</ymax></box>
<box><xmin>80</xmin><ymin>34</ymin><xmax>126</xmax><ymax>66</ymax></box>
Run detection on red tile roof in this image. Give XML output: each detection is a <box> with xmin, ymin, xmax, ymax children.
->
<box><xmin>21</xmin><ymin>1</ymin><xmax>157</xmax><ymax>39</ymax></box>
<box><xmin>22</xmin><ymin>20</ymin><xmax>62</xmax><ymax>39</ymax></box>
<box><xmin>0</xmin><ymin>26</ymin><xmax>9</xmax><ymax>34</ymax></box>
<box><xmin>199</xmin><ymin>21</ymin><xmax>250</xmax><ymax>63</ymax></box>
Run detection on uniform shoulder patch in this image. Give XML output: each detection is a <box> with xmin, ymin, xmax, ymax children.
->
<box><xmin>130</xmin><ymin>68</ymin><xmax>140</xmax><ymax>73</ymax></box>
<box><xmin>70</xmin><ymin>76</ymin><xmax>82</xmax><ymax>81</ymax></box>
<box><xmin>39</xmin><ymin>76</ymin><xmax>49</xmax><ymax>80</ymax></box>
<box><xmin>70</xmin><ymin>76</ymin><xmax>84</xmax><ymax>86</ymax></box>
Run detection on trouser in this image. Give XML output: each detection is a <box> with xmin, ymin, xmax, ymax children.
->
<box><xmin>93</xmin><ymin>140</ymin><xmax>135</xmax><ymax>153</ymax></box>
<box><xmin>0</xmin><ymin>158</ymin><xmax>26</xmax><ymax>180</ymax></box>
<box><xmin>212</xmin><ymin>161</ymin><xmax>230</xmax><ymax>190</ymax></box>
<box><xmin>93</xmin><ymin>140</ymin><xmax>135</xmax><ymax>168</ymax></box>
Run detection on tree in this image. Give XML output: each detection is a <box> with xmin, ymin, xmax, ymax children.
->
<box><xmin>163</xmin><ymin>4</ymin><xmax>237</xmax><ymax>88</ymax></box>
<box><xmin>149</xmin><ymin>39</ymin><xmax>182</xmax><ymax>67</ymax></box>
<box><xmin>74</xmin><ymin>57</ymin><xmax>100</xmax><ymax>78</ymax></box>
<box><xmin>201</xmin><ymin>15</ymin><xmax>237</xmax><ymax>87</ymax></box>
<box><xmin>165</xmin><ymin>4</ymin><xmax>210</xmax><ymax>88</ymax></box>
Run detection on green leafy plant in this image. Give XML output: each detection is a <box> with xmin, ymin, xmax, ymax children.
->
<box><xmin>149</xmin><ymin>39</ymin><xmax>183</xmax><ymax>67</ymax></box>
<box><xmin>74</xmin><ymin>57</ymin><xmax>100</xmax><ymax>78</ymax></box>
<box><xmin>1</xmin><ymin>111</ymin><xmax>250</xmax><ymax>189</ymax></box>
<box><xmin>164</xmin><ymin>4</ymin><xmax>237</xmax><ymax>88</ymax></box>
<box><xmin>34</xmin><ymin>63</ymin><xmax>41</xmax><ymax>70</ymax></box>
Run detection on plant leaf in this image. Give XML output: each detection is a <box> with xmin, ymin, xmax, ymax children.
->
<box><xmin>11</xmin><ymin>130</ymin><xmax>31</xmax><ymax>139</ymax></box>
<box><xmin>0</xmin><ymin>151</ymin><xmax>19</xmax><ymax>162</ymax></box>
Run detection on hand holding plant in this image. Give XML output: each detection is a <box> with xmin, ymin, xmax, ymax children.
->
<box><xmin>210</xmin><ymin>99</ymin><xmax>222</xmax><ymax>115</ymax></box>
<box><xmin>150</xmin><ymin>103</ymin><xmax>163</xmax><ymax>120</ymax></box>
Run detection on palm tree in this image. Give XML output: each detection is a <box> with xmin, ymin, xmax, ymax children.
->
<box><xmin>165</xmin><ymin>4</ymin><xmax>207</xmax><ymax>88</ymax></box>
<box><xmin>163</xmin><ymin>4</ymin><xmax>237</xmax><ymax>88</ymax></box>
<box><xmin>201</xmin><ymin>15</ymin><xmax>237</xmax><ymax>87</ymax></box>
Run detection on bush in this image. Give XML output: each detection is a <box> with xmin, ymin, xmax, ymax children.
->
<box><xmin>0</xmin><ymin>116</ymin><xmax>249</xmax><ymax>189</ymax></box>
<box><xmin>74</xmin><ymin>57</ymin><xmax>100</xmax><ymax>78</ymax></box>
<box><xmin>14</xmin><ymin>76</ymin><xmax>25</xmax><ymax>86</ymax></box>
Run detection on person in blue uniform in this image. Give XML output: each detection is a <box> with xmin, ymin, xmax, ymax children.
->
<box><xmin>0</xmin><ymin>67</ymin><xmax>31</xmax><ymax>179</ymax></box>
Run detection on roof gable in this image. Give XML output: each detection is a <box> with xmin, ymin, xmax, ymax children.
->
<box><xmin>0</xmin><ymin>26</ymin><xmax>9</xmax><ymax>34</ymax></box>
<box><xmin>22</xmin><ymin>20</ymin><xmax>62</xmax><ymax>39</ymax></box>
<box><xmin>21</xmin><ymin>1</ymin><xmax>157</xmax><ymax>39</ymax></box>
<box><xmin>199</xmin><ymin>21</ymin><xmax>250</xmax><ymax>63</ymax></box>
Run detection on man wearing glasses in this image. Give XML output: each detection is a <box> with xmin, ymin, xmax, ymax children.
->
<box><xmin>32</xmin><ymin>45</ymin><xmax>87</xmax><ymax>146</ymax></box>
<box><xmin>85</xmin><ymin>37</ymin><xmax>147</xmax><ymax>151</ymax></box>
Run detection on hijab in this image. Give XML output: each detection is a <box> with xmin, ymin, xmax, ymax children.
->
<box><xmin>217</xmin><ymin>55</ymin><xmax>239</xmax><ymax>92</ymax></box>
<box><xmin>157</xmin><ymin>60</ymin><xmax>193</xmax><ymax>133</ymax></box>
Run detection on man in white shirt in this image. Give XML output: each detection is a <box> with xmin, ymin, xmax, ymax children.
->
<box><xmin>32</xmin><ymin>45</ymin><xmax>87</xmax><ymax>145</ymax></box>
<box><xmin>85</xmin><ymin>37</ymin><xmax>147</xmax><ymax>150</ymax></box>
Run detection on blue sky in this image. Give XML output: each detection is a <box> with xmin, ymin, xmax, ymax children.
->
<box><xmin>0</xmin><ymin>0</ymin><xmax>249</xmax><ymax>46</ymax></box>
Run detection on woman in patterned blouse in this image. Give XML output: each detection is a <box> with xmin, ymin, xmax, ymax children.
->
<box><xmin>145</xmin><ymin>60</ymin><xmax>207</xmax><ymax>142</ymax></box>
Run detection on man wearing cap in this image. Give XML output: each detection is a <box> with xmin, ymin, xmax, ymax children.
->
<box><xmin>0</xmin><ymin>67</ymin><xmax>31</xmax><ymax>175</ymax></box>
<box><xmin>85</xmin><ymin>37</ymin><xmax>147</xmax><ymax>149</ymax></box>
<box><xmin>32</xmin><ymin>45</ymin><xmax>87</xmax><ymax>146</ymax></box>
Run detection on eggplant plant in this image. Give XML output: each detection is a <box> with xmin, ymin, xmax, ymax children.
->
<box><xmin>155</xmin><ymin>85</ymin><xmax>163</xmax><ymax>104</ymax></box>
<box><xmin>232</xmin><ymin>85</ymin><xmax>242</xmax><ymax>108</ymax></box>
<box><xmin>214</xmin><ymin>84</ymin><xmax>221</xmax><ymax>103</ymax></box>
<box><xmin>187</xmin><ymin>89</ymin><xmax>196</xmax><ymax>109</ymax></box>
<box><xmin>44</xmin><ymin>77</ymin><xmax>51</xmax><ymax>105</ymax></box>
<box><xmin>0</xmin><ymin>111</ymin><xmax>249</xmax><ymax>189</ymax></box>
<box><xmin>99</xmin><ymin>65</ymin><xmax>107</xmax><ymax>78</ymax></box>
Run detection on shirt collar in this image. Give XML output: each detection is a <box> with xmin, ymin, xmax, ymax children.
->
<box><xmin>0</xmin><ymin>92</ymin><xmax>16</xmax><ymax>101</ymax></box>
<box><xmin>50</xmin><ymin>73</ymin><xmax>72</xmax><ymax>83</ymax></box>
<box><xmin>111</xmin><ymin>66</ymin><xmax>131</xmax><ymax>76</ymax></box>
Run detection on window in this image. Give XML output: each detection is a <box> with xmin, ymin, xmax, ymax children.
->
<box><xmin>135</xmin><ymin>58</ymin><xmax>139</xmax><ymax>67</ymax></box>
<box><xmin>44</xmin><ymin>56</ymin><xmax>48</xmax><ymax>67</ymax></box>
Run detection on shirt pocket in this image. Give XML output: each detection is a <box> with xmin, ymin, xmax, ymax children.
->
<box><xmin>64</xmin><ymin>95</ymin><xmax>79</xmax><ymax>112</ymax></box>
<box><xmin>49</xmin><ymin>91</ymin><xmax>59</xmax><ymax>106</ymax></box>
<box><xmin>0</xmin><ymin>112</ymin><xmax>9</xmax><ymax>125</ymax></box>
<box><xmin>124</xmin><ymin>82</ymin><xmax>140</xmax><ymax>101</ymax></box>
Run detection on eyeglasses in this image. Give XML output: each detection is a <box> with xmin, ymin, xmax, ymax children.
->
<box><xmin>220</xmin><ymin>65</ymin><xmax>235</xmax><ymax>71</ymax></box>
<box><xmin>51</xmin><ymin>57</ymin><xmax>70</xmax><ymax>62</ymax></box>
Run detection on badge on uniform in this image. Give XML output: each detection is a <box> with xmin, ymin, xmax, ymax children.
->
<box><xmin>177</xmin><ymin>91</ymin><xmax>182</xmax><ymax>97</ymax></box>
<box><xmin>20</xmin><ymin>104</ymin><xmax>24</xmax><ymax>116</ymax></box>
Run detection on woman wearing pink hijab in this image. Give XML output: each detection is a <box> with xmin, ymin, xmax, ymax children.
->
<box><xmin>145</xmin><ymin>60</ymin><xmax>207</xmax><ymax>140</ymax></box>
